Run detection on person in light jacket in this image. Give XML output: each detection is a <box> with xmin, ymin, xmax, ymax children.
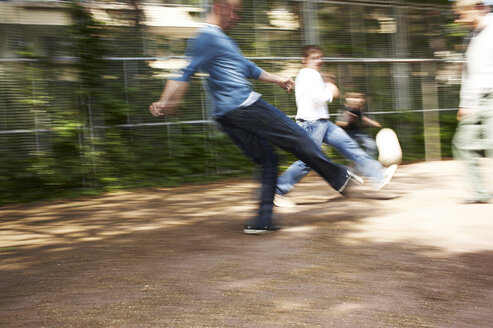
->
<box><xmin>452</xmin><ymin>0</ymin><xmax>493</xmax><ymax>203</ymax></box>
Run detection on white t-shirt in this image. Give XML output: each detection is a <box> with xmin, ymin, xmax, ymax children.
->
<box><xmin>295</xmin><ymin>67</ymin><xmax>333</xmax><ymax>120</ymax></box>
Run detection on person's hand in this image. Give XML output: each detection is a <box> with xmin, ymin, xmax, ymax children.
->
<box><xmin>279</xmin><ymin>77</ymin><xmax>295</xmax><ymax>93</ymax></box>
<box><xmin>457</xmin><ymin>107</ymin><xmax>475</xmax><ymax>121</ymax></box>
<box><xmin>149</xmin><ymin>101</ymin><xmax>165</xmax><ymax>116</ymax></box>
<box><xmin>149</xmin><ymin>100</ymin><xmax>177</xmax><ymax>117</ymax></box>
<box><xmin>149</xmin><ymin>80</ymin><xmax>187</xmax><ymax>117</ymax></box>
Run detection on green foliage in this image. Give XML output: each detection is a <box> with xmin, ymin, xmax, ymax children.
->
<box><xmin>0</xmin><ymin>0</ymin><xmax>259</xmax><ymax>205</ymax></box>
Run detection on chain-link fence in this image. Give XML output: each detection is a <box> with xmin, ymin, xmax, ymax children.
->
<box><xmin>0</xmin><ymin>56</ymin><xmax>460</xmax><ymax>200</ymax></box>
<box><xmin>0</xmin><ymin>0</ymin><xmax>465</xmax><ymax>203</ymax></box>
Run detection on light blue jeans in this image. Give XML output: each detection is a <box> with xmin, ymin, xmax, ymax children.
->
<box><xmin>346</xmin><ymin>130</ymin><xmax>379</xmax><ymax>159</ymax></box>
<box><xmin>276</xmin><ymin>119</ymin><xmax>385</xmax><ymax>195</ymax></box>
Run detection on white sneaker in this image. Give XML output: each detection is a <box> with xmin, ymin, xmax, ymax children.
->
<box><xmin>375</xmin><ymin>164</ymin><xmax>398</xmax><ymax>191</ymax></box>
<box><xmin>348</xmin><ymin>170</ymin><xmax>364</xmax><ymax>185</ymax></box>
<box><xmin>274</xmin><ymin>194</ymin><xmax>297</xmax><ymax>207</ymax></box>
<box><xmin>339</xmin><ymin>170</ymin><xmax>364</xmax><ymax>197</ymax></box>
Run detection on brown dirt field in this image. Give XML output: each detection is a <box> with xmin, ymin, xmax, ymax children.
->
<box><xmin>1</xmin><ymin>160</ymin><xmax>492</xmax><ymax>328</ymax></box>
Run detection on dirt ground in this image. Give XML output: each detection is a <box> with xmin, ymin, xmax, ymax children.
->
<box><xmin>1</xmin><ymin>160</ymin><xmax>492</xmax><ymax>328</ymax></box>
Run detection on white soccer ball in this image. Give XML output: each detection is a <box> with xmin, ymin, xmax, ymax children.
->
<box><xmin>376</xmin><ymin>128</ymin><xmax>402</xmax><ymax>167</ymax></box>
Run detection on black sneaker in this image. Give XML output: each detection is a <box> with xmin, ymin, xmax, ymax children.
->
<box><xmin>243</xmin><ymin>224</ymin><xmax>281</xmax><ymax>235</ymax></box>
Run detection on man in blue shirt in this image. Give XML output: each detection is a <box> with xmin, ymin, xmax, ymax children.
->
<box><xmin>150</xmin><ymin>0</ymin><xmax>362</xmax><ymax>234</ymax></box>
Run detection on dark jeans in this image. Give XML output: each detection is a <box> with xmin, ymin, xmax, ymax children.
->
<box><xmin>216</xmin><ymin>99</ymin><xmax>349</xmax><ymax>227</ymax></box>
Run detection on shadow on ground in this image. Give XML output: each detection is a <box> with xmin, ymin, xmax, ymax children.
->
<box><xmin>0</xmin><ymin>160</ymin><xmax>492</xmax><ymax>327</ymax></box>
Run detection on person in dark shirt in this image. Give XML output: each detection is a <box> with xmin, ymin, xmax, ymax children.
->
<box><xmin>336</xmin><ymin>92</ymin><xmax>381</xmax><ymax>159</ymax></box>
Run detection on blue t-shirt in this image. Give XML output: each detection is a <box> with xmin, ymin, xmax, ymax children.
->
<box><xmin>172</xmin><ymin>25</ymin><xmax>263</xmax><ymax>117</ymax></box>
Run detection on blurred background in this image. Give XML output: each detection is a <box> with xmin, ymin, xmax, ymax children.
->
<box><xmin>0</xmin><ymin>0</ymin><xmax>477</xmax><ymax>204</ymax></box>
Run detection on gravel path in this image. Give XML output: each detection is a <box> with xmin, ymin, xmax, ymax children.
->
<box><xmin>1</xmin><ymin>160</ymin><xmax>492</xmax><ymax>328</ymax></box>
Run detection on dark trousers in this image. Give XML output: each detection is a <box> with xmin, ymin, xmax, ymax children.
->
<box><xmin>216</xmin><ymin>99</ymin><xmax>349</xmax><ymax>227</ymax></box>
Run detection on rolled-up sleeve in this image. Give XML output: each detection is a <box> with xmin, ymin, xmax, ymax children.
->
<box><xmin>243</xmin><ymin>58</ymin><xmax>263</xmax><ymax>80</ymax></box>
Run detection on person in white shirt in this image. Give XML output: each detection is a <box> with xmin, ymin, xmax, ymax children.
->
<box><xmin>274</xmin><ymin>45</ymin><xmax>397</xmax><ymax>207</ymax></box>
<box><xmin>452</xmin><ymin>0</ymin><xmax>493</xmax><ymax>204</ymax></box>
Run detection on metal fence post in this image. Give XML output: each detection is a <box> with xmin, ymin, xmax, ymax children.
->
<box><xmin>302</xmin><ymin>0</ymin><xmax>320</xmax><ymax>45</ymax></box>
<box><xmin>392</xmin><ymin>5</ymin><xmax>412</xmax><ymax>111</ymax></box>
<box><xmin>421</xmin><ymin>62</ymin><xmax>441</xmax><ymax>161</ymax></box>
<box><xmin>30</xmin><ymin>61</ymin><xmax>41</xmax><ymax>153</ymax></box>
<box><xmin>123</xmin><ymin>60</ymin><xmax>130</xmax><ymax>124</ymax></box>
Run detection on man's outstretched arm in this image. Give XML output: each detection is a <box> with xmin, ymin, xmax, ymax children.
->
<box><xmin>149</xmin><ymin>80</ymin><xmax>189</xmax><ymax>116</ymax></box>
<box><xmin>258</xmin><ymin>71</ymin><xmax>295</xmax><ymax>93</ymax></box>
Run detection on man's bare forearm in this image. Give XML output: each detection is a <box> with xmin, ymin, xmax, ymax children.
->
<box><xmin>160</xmin><ymin>80</ymin><xmax>188</xmax><ymax>103</ymax></box>
<box><xmin>258</xmin><ymin>71</ymin><xmax>282</xmax><ymax>85</ymax></box>
<box><xmin>149</xmin><ymin>80</ymin><xmax>189</xmax><ymax>116</ymax></box>
<box><xmin>258</xmin><ymin>71</ymin><xmax>294</xmax><ymax>92</ymax></box>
